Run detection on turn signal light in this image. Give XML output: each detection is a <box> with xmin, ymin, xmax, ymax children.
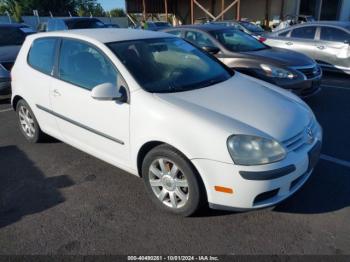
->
<box><xmin>214</xmin><ymin>186</ymin><xmax>234</xmax><ymax>194</ymax></box>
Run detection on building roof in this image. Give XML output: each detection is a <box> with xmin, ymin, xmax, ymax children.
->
<box><xmin>31</xmin><ymin>28</ymin><xmax>174</xmax><ymax>43</ymax></box>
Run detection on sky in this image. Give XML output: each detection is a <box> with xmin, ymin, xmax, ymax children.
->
<box><xmin>98</xmin><ymin>0</ymin><xmax>126</xmax><ymax>11</ymax></box>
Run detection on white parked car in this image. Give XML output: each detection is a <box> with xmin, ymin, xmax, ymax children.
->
<box><xmin>11</xmin><ymin>29</ymin><xmax>322</xmax><ymax>216</ymax></box>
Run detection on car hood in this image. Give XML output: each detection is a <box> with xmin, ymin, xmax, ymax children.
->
<box><xmin>243</xmin><ymin>47</ymin><xmax>315</xmax><ymax>67</ymax></box>
<box><xmin>0</xmin><ymin>45</ymin><xmax>21</xmax><ymax>62</ymax></box>
<box><xmin>155</xmin><ymin>73</ymin><xmax>312</xmax><ymax>142</ymax></box>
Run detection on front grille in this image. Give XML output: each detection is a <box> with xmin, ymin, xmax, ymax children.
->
<box><xmin>283</xmin><ymin>119</ymin><xmax>317</xmax><ymax>152</ymax></box>
<box><xmin>1</xmin><ymin>62</ymin><xmax>14</xmax><ymax>72</ymax></box>
<box><xmin>296</xmin><ymin>65</ymin><xmax>321</xmax><ymax>79</ymax></box>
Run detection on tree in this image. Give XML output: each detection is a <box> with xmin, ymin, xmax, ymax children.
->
<box><xmin>76</xmin><ymin>0</ymin><xmax>105</xmax><ymax>17</ymax></box>
<box><xmin>109</xmin><ymin>8</ymin><xmax>126</xmax><ymax>17</ymax></box>
<box><xmin>0</xmin><ymin>0</ymin><xmax>78</xmax><ymax>16</ymax></box>
<box><xmin>0</xmin><ymin>0</ymin><xmax>22</xmax><ymax>22</ymax></box>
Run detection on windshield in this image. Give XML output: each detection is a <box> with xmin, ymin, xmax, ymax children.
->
<box><xmin>210</xmin><ymin>29</ymin><xmax>267</xmax><ymax>52</ymax></box>
<box><xmin>240</xmin><ymin>22</ymin><xmax>264</xmax><ymax>33</ymax></box>
<box><xmin>108</xmin><ymin>38</ymin><xmax>232</xmax><ymax>93</ymax></box>
<box><xmin>66</xmin><ymin>19</ymin><xmax>106</xmax><ymax>29</ymax></box>
<box><xmin>0</xmin><ymin>27</ymin><xmax>34</xmax><ymax>46</ymax></box>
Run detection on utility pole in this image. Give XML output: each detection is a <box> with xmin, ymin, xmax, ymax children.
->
<box><xmin>5</xmin><ymin>11</ymin><xmax>11</xmax><ymax>23</ymax></box>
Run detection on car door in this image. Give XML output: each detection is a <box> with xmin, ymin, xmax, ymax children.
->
<box><xmin>26</xmin><ymin>37</ymin><xmax>60</xmax><ymax>137</ymax></box>
<box><xmin>50</xmin><ymin>38</ymin><xmax>130</xmax><ymax>167</ymax></box>
<box><xmin>265</xmin><ymin>29</ymin><xmax>292</xmax><ymax>49</ymax></box>
<box><xmin>287</xmin><ymin>26</ymin><xmax>318</xmax><ymax>59</ymax></box>
<box><xmin>315</xmin><ymin>26</ymin><xmax>350</xmax><ymax>70</ymax></box>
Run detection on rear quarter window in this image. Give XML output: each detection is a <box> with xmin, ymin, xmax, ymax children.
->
<box><xmin>320</xmin><ymin>27</ymin><xmax>349</xmax><ymax>42</ymax></box>
<box><xmin>28</xmin><ymin>38</ymin><xmax>57</xmax><ymax>75</ymax></box>
<box><xmin>278</xmin><ymin>30</ymin><xmax>290</xmax><ymax>37</ymax></box>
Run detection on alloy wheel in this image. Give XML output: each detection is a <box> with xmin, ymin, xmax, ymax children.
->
<box><xmin>18</xmin><ymin>105</ymin><xmax>36</xmax><ymax>138</ymax></box>
<box><xmin>148</xmin><ymin>158</ymin><xmax>189</xmax><ymax>209</ymax></box>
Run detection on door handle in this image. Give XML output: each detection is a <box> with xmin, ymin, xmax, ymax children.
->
<box><xmin>285</xmin><ymin>42</ymin><xmax>293</xmax><ymax>46</ymax></box>
<box><xmin>53</xmin><ymin>89</ymin><xmax>61</xmax><ymax>97</ymax></box>
<box><xmin>317</xmin><ymin>45</ymin><xmax>325</xmax><ymax>50</ymax></box>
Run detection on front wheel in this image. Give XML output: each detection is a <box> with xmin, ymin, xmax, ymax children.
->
<box><xmin>142</xmin><ymin>144</ymin><xmax>205</xmax><ymax>216</ymax></box>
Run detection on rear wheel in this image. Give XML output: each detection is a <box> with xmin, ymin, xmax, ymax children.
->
<box><xmin>16</xmin><ymin>99</ymin><xmax>45</xmax><ymax>143</ymax></box>
<box><xmin>142</xmin><ymin>144</ymin><xmax>205</xmax><ymax>216</ymax></box>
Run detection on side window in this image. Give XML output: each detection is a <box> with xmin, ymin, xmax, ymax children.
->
<box><xmin>58</xmin><ymin>39</ymin><xmax>117</xmax><ymax>90</ymax></box>
<box><xmin>291</xmin><ymin>26</ymin><xmax>316</xmax><ymax>39</ymax></box>
<box><xmin>184</xmin><ymin>31</ymin><xmax>215</xmax><ymax>47</ymax></box>
<box><xmin>28</xmin><ymin>38</ymin><xmax>57</xmax><ymax>75</ymax></box>
<box><xmin>320</xmin><ymin>27</ymin><xmax>349</xmax><ymax>42</ymax></box>
<box><xmin>167</xmin><ymin>30</ymin><xmax>182</xmax><ymax>37</ymax></box>
<box><xmin>278</xmin><ymin>30</ymin><xmax>290</xmax><ymax>37</ymax></box>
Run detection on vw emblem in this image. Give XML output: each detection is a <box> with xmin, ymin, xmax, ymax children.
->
<box><xmin>306</xmin><ymin>128</ymin><xmax>314</xmax><ymax>144</ymax></box>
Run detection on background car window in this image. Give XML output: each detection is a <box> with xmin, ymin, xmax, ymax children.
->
<box><xmin>211</xmin><ymin>29</ymin><xmax>267</xmax><ymax>52</ymax></box>
<box><xmin>290</xmin><ymin>26</ymin><xmax>316</xmax><ymax>39</ymax></box>
<box><xmin>0</xmin><ymin>27</ymin><xmax>26</xmax><ymax>46</ymax></box>
<box><xmin>28</xmin><ymin>38</ymin><xmax>57</xmax><ymax>75</ymax></box>
<box><xmin>65</xmin><ymin>19</ymin><xmax>106</xmax><ymax>30</ymax></box>
<box><xmin>185</xmin><ymin>31</ymin><xmax>215</xmax><ymax>47</ymax></box>
<box><xmin>58</xmin><ymin>39</ymin><xmax>117</xmax><ymax>90</ymax></box>
<box><xmin>320</xmin><ymin>27</ymin><xmax>349</xmax><ymax>42</ymax></box>
<box><xmin>239</xmin><ymin>22</ymin><xmax>264</xmax><ymax>33</ymax></box>
<box><xmin>278</xmin><ymin>30</ymin><xmax>290</xmax><ymax>37</ymax></box>
<box><xmin>167</xmin><ymin>30</ymin><xmax>182</xmax><ymax>37</ymax></box>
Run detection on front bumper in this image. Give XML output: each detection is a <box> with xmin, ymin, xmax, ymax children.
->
<box><xmin>280</xmin><ymin>77</ymin><xmax>321</xmax><ymax>99</ymax></box>
<box><xmin>192</xmin><ymin>138</ymin><xmax>322</xmax><ymax>211</ymax></box>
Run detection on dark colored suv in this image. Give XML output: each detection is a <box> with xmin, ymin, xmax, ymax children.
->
<box><xmin>0</xmin><ymin>24</ymin><xmax>35</xmax><ymax>99</ymax></box>
<box><xmin>47</xmin><ymin>17</ymin><xmax>106</xmax><ymax>32</ymax></box>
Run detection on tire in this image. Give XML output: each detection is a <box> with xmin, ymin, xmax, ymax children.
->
<box><xmin>16</xmin><ymin>99</ymin><xmax>45</xmax><ymax>143</ymax></box>
<box><xmin>142</xmin><ymin>144</ymin><xmax>205</xmax><ymax>216</ymax></box>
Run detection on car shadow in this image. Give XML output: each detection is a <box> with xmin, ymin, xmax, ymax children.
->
<box><xmin>273</xmin><ymin>160</ymin><xmax>350</xmax><ymax>214</ymax></box>
<box><xmin>0</xmin><ymin>145</ymin><xmax>74</xmax><ymax>228</ymax></box>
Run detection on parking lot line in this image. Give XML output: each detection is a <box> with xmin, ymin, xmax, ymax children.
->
<box><xmin>321</xmin><ymin>154</ymin><xmax>350</xmax><ymax>168</ymax></box>
<box><xmin>321</xmin><ymin>84</ymin><xmax>350</xmax><ymax>91</ymax></box>
<box><xmin>0</xmin><ymin>108</ymin><xmax>12</xmax><ymax>113</ymax></box>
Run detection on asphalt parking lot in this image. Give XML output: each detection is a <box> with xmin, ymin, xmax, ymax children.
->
<box><xmin>0</xmin><ymin>72</ymin><xmax>349</xmax><ymax>255</ymax></box>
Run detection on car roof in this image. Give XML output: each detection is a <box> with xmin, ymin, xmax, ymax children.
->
<box><xmin>48</xmin><ymin>17</ymin><xmax>101</xmax><ymax>22</ymax></box>
<box><xmin>306</xmin><ymin>21</ymin><xmax>350</xmax><ymax>26</ymax></box>
<box><xmin>286</xmin><ymin>21</ymin><xmax>350</xmax><ymax>30</ymax></box>
<box><xmin>28</xmin><ymin>28</ymin><xmax>174</xmax><ymax>43</ymax></box>
<box><xmin>165</xmin><ymin>24</ymin><xmax>229</xmax><ymax>32</ymax></box>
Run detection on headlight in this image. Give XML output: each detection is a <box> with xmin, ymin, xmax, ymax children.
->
<box><xmin>260</xmin><ymin>64</ymin><xmax>296</xmax><ymax>79</ymax></box>
<box><xmin>227</xmin><ymin>135</ymin><xmax>286</xmax><ymax>166</ymax></box>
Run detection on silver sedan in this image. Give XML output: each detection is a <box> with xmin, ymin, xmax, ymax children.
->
<box><xmin>265</xmin><ymin>21</ymin><xmax>350</xmax><ymax>74</ymax></box>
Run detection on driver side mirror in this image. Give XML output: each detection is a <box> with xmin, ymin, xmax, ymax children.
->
<box><xmin>344</xmin><ymin>39</ymin><xmax>350</xmax><ymax>45</ymax></box>
<box><xmin>201</xmin><ymin>46</ymin><xmax>220</xmax><ymax>55</ymax></box>
<box><xmin>91</xmin><ymin>83</ymin><xmax>127</xmax><ymax>103</ymax></box>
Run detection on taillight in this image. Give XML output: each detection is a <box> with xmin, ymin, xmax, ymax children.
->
<box><xmin>258</xmin><ymin>37</ymin><xmax>267</xmax><ymax>43</ymax></box>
